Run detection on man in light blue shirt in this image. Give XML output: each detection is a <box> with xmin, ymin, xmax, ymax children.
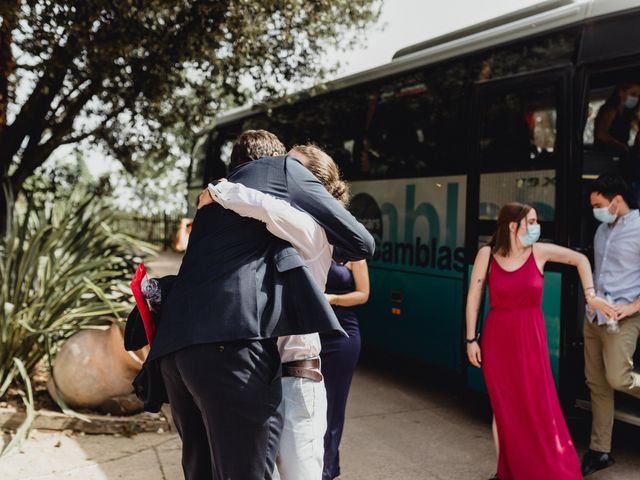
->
<box><xmin>582</xmin><ymin>174</ymin><xmax>640</xmax><ymax>476</ymax></box>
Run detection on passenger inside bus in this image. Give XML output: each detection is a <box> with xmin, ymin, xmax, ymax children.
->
<box><xmin>593</xmin><ymin>83</ymin><xmax>640</xmax><ymax>156</ymax></box>
<box><xmin>584</xmin><ymin>78</ymin><xmax>640</xmax><ymax>209</ymax></box>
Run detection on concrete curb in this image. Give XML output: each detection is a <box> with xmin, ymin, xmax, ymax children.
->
<box><xmin>0</xmin><ymin>405</ymin><xmax>171</xmax><ymax>435</ymax></box>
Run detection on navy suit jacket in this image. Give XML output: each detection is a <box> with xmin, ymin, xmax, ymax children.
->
<box><xmin>147</xmin><ymin>155</ymin><xmax>375</xmax><ymax>362</ymax></box>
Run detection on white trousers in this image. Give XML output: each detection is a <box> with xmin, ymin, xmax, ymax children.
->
<box><xmin>274</xmin><ymin>376</ymin><xmax>327</xmax><ymax>480</ymax></box>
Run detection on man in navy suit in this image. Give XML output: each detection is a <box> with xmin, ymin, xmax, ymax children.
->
<box><xmin>148</xmin><ymin>130</ymin><xmax>374</xmax><ymax>480</ymax></box>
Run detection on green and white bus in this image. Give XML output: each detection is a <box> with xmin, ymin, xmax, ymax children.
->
<box><xmin>189</xmin><ymin>0</ymin><xmax>640</xmax><ymax>423</ymax></box>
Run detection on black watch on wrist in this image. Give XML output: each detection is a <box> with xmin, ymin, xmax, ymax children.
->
<box><xmin>465</xmin><ymin>334</ymin><xmax>480</xmax><ymax>344</ymax></box>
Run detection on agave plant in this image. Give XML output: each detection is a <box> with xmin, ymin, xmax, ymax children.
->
<box><xmin>0</xmin><ymin>181</ymin><xmax>155</xmax><ymax>455</ymax></box>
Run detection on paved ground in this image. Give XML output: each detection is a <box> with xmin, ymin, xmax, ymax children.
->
<box><xmin>144</xmin><ymin>249</ymin><xmax>184</xmax><ymax>277</ymax></box>
<box><xmin>1</xmin><ymin>251</ymin><xmax>638</xmax><ymax>479</ymax></box>
<box><xmin>1</xmin><ymin>360</ymin><xmax>639</xmax><ymax>479</ymax></box>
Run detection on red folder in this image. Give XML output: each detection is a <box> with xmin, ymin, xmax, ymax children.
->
<box><xmin>130</xmin><ymin>263</ymin><xmax>156</xmax><ymax>345</ymax></box>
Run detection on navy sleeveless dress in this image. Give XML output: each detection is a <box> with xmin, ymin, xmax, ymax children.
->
<box><xmin>320</xmin><ymin>260</ymin><xmax>361</xmax><ymax>480</ymax></box>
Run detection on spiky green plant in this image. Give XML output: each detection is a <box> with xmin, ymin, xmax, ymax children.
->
<box><xmin>0</xmin><ymin>181</ymin><xmax>155</xmax><ymax>456</ymax></box>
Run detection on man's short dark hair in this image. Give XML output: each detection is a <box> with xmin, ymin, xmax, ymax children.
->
<box><xmin>590</xmin><ymin>174</ymin><xmax>637</xmax><ymax>208</ymax></box>
<box><xmin>229</xmin><ymin>130</ymin><xmax>286</xmax><ymax>170</ymax></box>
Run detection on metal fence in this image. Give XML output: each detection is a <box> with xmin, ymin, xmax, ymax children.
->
<box><xmin>112</xmin><ymin>213</ymin><xmax>185</xmax><ymax>249</ymax></box>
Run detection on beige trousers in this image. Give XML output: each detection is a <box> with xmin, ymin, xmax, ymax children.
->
<box><xmin>583</xmin><ymin>312</ymin><xmax>640</xmax><ymax>452</ymax></box>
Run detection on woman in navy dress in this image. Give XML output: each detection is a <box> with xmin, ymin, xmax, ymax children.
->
<box><xmin>321</xmin><ymin>258</ymin><xmax>369</xmax><ymax>480</ymax></box>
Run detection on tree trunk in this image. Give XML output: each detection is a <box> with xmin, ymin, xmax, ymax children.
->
<box><xmin>0</xmin><ymin>1</ymin><xmax>19</xmax><ymax>136</ymax></box>
<box><xmin>0</xmin><ymin>3</ymin><xmax>19</xmax><ymax>234</ymax></box>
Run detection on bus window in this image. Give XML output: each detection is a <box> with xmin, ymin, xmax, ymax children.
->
<box><xmin>582</xmin><ymin>69</ymin><xmax>640</xmax><ymax>202</ymax></box>
<box><xmin>243</xmin><ymin>90</ymin><xmax>369</xmax><ymax>181</ymax></box>
<box><xmin>479</xmin><ymin>85</ymin><xmax>557</xmax><ymax>172</ymax></box>
<box><xmin>477</xmin><ymin>83</ymin><xmax>559</xmax><ymax>222</ymax></box>
<box><xmin>202</xmin><ymin>128</ymin><xmax>239</xmax><ymax>184</ymax></box>
<box><xmin>219</xmin><ymin>139</ymin><xmax>233</xmax><ymax>167</ymax></box>
<box><xmin>190</xmin><ymin>134</ymin><xmax>209</xmax><ymax>189</ymax></box>
<box><xmin>363</xmin><ymin>85</ymin><xmax>428</xmax><ymax>178</ymax></box>
<box><xmin>362</xmin><ymin>70</ymin><xmax>466</xmax><ymax>179</ymax></box>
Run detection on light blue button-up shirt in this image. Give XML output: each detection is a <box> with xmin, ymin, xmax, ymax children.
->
<box><xmin>587</xmin><ymin>209</ymin><xmax>640</xmax><ymax>325</ymax></box>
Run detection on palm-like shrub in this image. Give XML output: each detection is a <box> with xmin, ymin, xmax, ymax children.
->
<box><xmin>0</xmin><ymin>182</ymin><xmax>154</xmax><ymax>454</ymax></box>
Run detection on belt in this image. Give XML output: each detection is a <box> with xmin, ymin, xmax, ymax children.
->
<box><xmin>282</xmin><ymin>358</ymin><xmax>322</xmax><ymax>382</ymax></box>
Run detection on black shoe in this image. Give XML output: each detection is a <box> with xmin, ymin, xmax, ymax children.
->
<box><xmin>581</xmin><ymin>449</ymin><xmax>615</xmax><ymax>476</ymax></box>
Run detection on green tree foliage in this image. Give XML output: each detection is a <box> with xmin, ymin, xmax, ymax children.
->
<box><xmin>0</xmin><ymin>0</ymin><xmax>381</xmax><ymax>228</ymax></box>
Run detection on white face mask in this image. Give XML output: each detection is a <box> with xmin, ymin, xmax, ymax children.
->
<box><xmin>592</xmin><ymin>198</ymin><xmax>619</xmax><ymax>224</ymax></box>
<box><xmin>624</xmin><ymin>95</ymin><xmax>639</xmax><ymax>109</ymax></box>
<box><xmin>593</xmin><ymin>207</ymin><xmax>617</xmax><ymax>224</ymax></box>
<box><xmin>518</xmin><ymin>224</ymin><xmax>541</xmax><ymax>247</ymax></box>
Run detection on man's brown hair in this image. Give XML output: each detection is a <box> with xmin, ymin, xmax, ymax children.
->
<box><xmin>229</xmin><ymin>130</ymin><xmax>286</xmax><ymax>170</ymax></box>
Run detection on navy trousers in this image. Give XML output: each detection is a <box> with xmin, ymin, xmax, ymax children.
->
<box><xmin>160</xmin><ymin>339</ymin><xmax>283</xmax><ymax>480</ymax></box>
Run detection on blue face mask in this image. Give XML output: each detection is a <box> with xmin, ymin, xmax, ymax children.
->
<box><xmin>593</xmin><ymin>207</ymin><xmax>617</xmax><ymax>224</ymax></box>
<box><xmin>624</xmin><ymin>96</ymin><xmax>639</xmax><ymax>109</ymax></box>
<box><xmin>518</xmin><ymin>224</ymin><xmax>541</xmax><ymax>247</ymax></box>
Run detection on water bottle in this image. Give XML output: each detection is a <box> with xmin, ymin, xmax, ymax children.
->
<box><xmin>141</xmin><ymin>277</ymin><xmax>162</xmax><ymax>311</ymax></box>
<box><xmin>604</xmin><ymin>292</ymin><xmax>619</xmax><ymax>334</ymax></box>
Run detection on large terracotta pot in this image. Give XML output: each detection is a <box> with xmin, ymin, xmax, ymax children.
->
<box><xmin>47</xmin><ymin>323</ymin><xmax>148</xmax><ymax>410</ymax></box>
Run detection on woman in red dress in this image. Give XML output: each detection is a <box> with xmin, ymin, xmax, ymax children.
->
<box><xmin>465</xmin><ymin>203</ymin><xmax>616</xmax><ymax>480</ymax></box>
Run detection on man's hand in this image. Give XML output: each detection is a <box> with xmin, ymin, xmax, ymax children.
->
<box><xmin>587</xmin><ymin>297</ymin><xmax>617</xmax><ymax>321</ymax></box>
<box><xmin>613</xmin><ymin>302</ymin><xmax>640</xmax><ymax>321</ymax></box>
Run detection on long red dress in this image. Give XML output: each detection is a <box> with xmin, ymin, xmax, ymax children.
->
<box><xmin>481</xmin><ymin>251</ymin><xmax>581</xmax><ymax>480</ymax></box>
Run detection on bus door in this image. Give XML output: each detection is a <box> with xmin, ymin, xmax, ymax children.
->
<box><xmin>465</xmin><ymin>66</ymin><xmax>574</xmax><ymax>395</ymax></box>
<box><xmin>573</xmin><ymin>60</ymin><xmax>640</xmax><ymax>425</ymax></box>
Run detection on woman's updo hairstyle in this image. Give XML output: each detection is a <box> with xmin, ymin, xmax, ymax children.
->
<box><xmin>290</xmin><ymin>144</ymin><xmax>350</xmax><ymax>206</ymax></box>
